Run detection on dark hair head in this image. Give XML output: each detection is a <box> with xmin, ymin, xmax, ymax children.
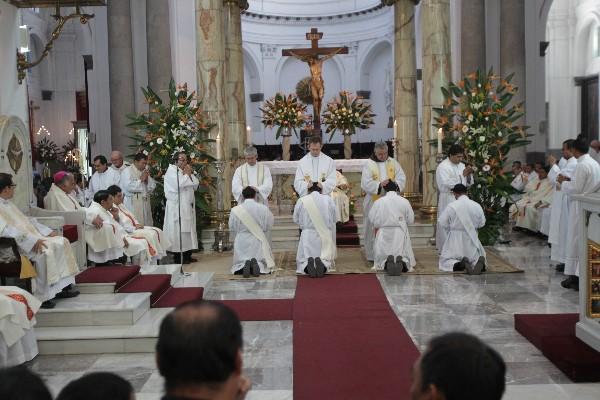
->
<box><xmin>451</xmin><ymin>184</ymin><xmax>468</xmax><ymax>195</ymax></box>
<box><xmin>419</xmin><ymin>332</ymin><xmax>505</xmax><ymax>400</ymax></box>
<box><xmin>93</xmin><ymin>190</ymin><xmax>110</xmax><ymax>204</ymax></box>
<box><xmin>242</xmin><ymin>186</ymin><xmax>257</xmax><ymax>200</ymax></box>
<box><xmin>534</xmin><ymin>161</ymin><xmax>544</xmax><ymax>167</ymax></box>
<box><xmin>0</xmin><ymin>173</ymin><xmax>14</xmax><ymax>192</ymax></box>
<box><xmin>0</xmin><ymin>366</ymin><xmax>52</xmax><ymax>400</ymax></box>
<box><xmin>156</xmin><ymin>300</ymin><xmax>243</xmax><ymax>391</ymax></box>
<box><xmin>448</xmin><ymin>144</ymin><xmax>464</xmax><ymax>156</ymax></box>
<box><xmin>542</xmin><ymin>165</ymin><xmax>550</xmax><ymax>173</ymax></box>
<box><xmin>308</xmin><ymin>135</ymin><xmax>322</xmax><ymax>145</ymax></box>
<box><xmin>383</xmin><ymin>181</ymin><xmax>399</xmax><ymax>193</ymax></box>
<box><xmin>563</xmin><ymin>139</ymin><xmax>575</xmax><ymax>148</ymax></box>
<box><xmin>308</xmin><ymin>182</ymin><xmax>322</xmax><ymax>194</ymax></box>
<box><xmin>93</xmin><ymin>155</ymin><xmax>107</xmax><ymax>165</ymax></box>
<box><xmin>134</xmin><ymin>152</ymin><xmax>148</xmax><ymax>162</ymax></box>
<box><xmin>572</xmin><ymin>138</ymin><xmax>589</xmax><ymax>154</ymax></box>
<box><xmin>526</xmin><ymin>163</ymin><xmax>534</xmax><ymax>169</ymax></box>
<box><xmin>106</xmin><ymin>185</ymin><xmax>122</xmax><ymax>197</ymax></box>
<box><xmin>512</xmin><ymin>161</ymin><xmax>522</xmax><ymax>168</ymax></box>
<box><xmin>56</xmin><ymin>372</ymin><xmax>133</xmax><ymax>400</ymax></box>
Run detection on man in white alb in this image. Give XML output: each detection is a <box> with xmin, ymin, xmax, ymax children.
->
<box><xmin>559</xmin><ymin>139</ymin><xmax>600</xmax><ymax>290</ymax></box>
<box><xmin>368</xmin><ymin>181</ymin><xmax>415</xmax><ymax>275</ymax></box>
<box><xmin>163</xmin><ymin>152</ymin><xmax>199</xmax><ymax>264</ymax></box>
<box><xmin>232</xmin><ymin>146</ymin><xmax>273</xmax><ymax>206</ymax></box>
<box><xmin>88</xmin><ymin>155</ymin><xmax>120</xmax><ymax>199</ymax></box>
<box><xmin>435</xmin><ymin>144</ymin><xmax>473</xmax><ymax>251</ymax></box>
<box><xmin>332</xmin><ymin>170</ymin><xmax>350</xmax><ymax>224</ymax></box>
<box><xmin>110</xmin><ymin>150</ymin><xmax>129</xmax><ymax>175</ymax></box>
<box><xmin>438</xmin><ymin>184</ymin><xmax>486</xmax><ymax>274</ymax></box>
<box><xmin>293</xmin><ymin>184</ymin><xmax>337</xmax><ymax>277</ymax></box>
<box><xmin>120</xmin><ymin>152</ymin><xmax>156</xmax><ymax>226</ymax></box>
<box><xmin>293</xmin><ymin>135</ymin><xmax>336</xmax><ymax>197</ymax></box>
<box><xmin>589</xmin><ymin>140</ymin><xmax>600</xmax><ymax>164</ymax></box>
<box><xmin>229</xmin><ymin>187</ymin><xmax>275</xmax><ymax>277</ymax></box>
<box><xmin>361</xmin><ymin>141</ymin><xmax>406</xmax><ymax>261</ymax></box>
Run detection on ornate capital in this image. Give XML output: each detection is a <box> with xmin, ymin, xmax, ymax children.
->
<box><xmin>381</xmin><ymin>0</ymin><xmax>420</xmax><ymax>6</ymax></box>
<box><xmin>224</xmin><ymin>0</ymin><xmax>249</xmax><ymax>10</ymax></box>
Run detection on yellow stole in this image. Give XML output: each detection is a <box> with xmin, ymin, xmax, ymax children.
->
<box><xmin>241</xmin><ymin>164</ymin><xmax>264</xmax><ymax>188</ymax></box>
<box><xmin>368</xmin><ymin>159</ymin><xmax>396</xmax><ymax>201</ymax></box>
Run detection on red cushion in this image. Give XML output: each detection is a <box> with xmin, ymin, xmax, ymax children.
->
<box><xmin>63</xmin><ymin>224</ymin><xmax>78</xmax><ymax>243</ymax></box>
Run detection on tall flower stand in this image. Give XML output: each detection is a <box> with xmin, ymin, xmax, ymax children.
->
<box><xmin>212</xmin><ymin>160</ymin><xmax>230</xmax><ymax>252</ymax></box>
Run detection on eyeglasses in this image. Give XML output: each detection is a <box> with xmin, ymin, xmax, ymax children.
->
<box><xmin>9</xmin><ymin>184</ymin><xmax>17</xmax><ymax>188</ymax></box>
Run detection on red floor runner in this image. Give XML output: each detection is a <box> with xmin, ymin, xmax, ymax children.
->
<box><xmin>515</xmin><ymin>313</ymin><xmax>600</xmax><ymax>382</ymax></box>
<box><xmin>220</xmin><ymin>299</ymin><xmax>294</xmax><ymax>321</ymax></box>
<box><xmin>153</xmin><ymin>287</ymin><xmax>204</xmax><ymax>308</ymax></box>
<box><xmin>117</xmin><ymin>274</ymin><xmax>172</xmax><ymax>304</ymax></box>
<box><xmin>293</xmin><ymin>275</ymin><xmax>420</xmax><ymax>400</ymax></box>
<box><xmin>75</xmin><ymin>265</ymin><xmax>141</xmax><ymax>290</ymax></box>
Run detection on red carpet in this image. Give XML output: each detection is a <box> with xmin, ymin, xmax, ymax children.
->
<box><xmin>117</xmin><ymin>274</ymin><xmax>172</xmax><ymax>304</ymax></box>
<box><xmin>336</xmin><ymin>220</ymin><xmax>360</xmax><ymax>247</ymax></box>
<box><xmin>515</xmin><ymin>313</ymin><xmax>600</xmax><ymax>382</ymax></box>
<box><xmin>75</xmin><ymin>265</ymin><xmax>141</xmax><ymax>290</ymax></box>
<box><xmin>220</xmin><ymin>299</ymin><xmax>294</xmax><ymax>321</ymax></box>
<box><xmin>293</xmin><ymin>275</ymin><xmax>420</xmax><ymax>400</ymax></box>
<box><xmin>153</xmin><ymin>287</ymin><xmax>204</xmax><ymax>308</ymax></box>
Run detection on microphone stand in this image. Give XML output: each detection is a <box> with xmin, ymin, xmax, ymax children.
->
<box><xmin>176</xmin><ymin>165</ymin><xmax>189</xmax><ymax>276</ymax></box>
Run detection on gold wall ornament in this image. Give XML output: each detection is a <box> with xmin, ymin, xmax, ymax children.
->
<box><xmin>7</xmin><ymin>134</ymin><xmax>23</xmax><ymax>174</ymax></box>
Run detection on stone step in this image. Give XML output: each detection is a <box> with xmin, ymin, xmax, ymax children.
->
<box><xmin>36</xmin><ymin>293</ymin><xmax>151</xmax><ymax>328</ymax></box>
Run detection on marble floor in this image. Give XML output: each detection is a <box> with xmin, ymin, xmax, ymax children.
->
<box><xmin>27</xmin><ymin>231</ymin><xmax>600</xmax><ymax>399</ymax></box>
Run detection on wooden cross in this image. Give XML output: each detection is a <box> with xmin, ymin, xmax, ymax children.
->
<box><xmin>282</xmin><ymin>28</ymin><xmax>348</xmax><ymax>135</ymax></box>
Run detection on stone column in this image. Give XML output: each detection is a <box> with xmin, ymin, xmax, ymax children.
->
<box><xmin>224</xmin><ymin>0</ymin><xmax>248</xmax><ymax>160</ymax></box>
<box><xmin>147</xmin><ymin>0</ymin><xmax>173</xmax><ymax>101</ymax></box>
<box><xmin>107</xmin><ymin>0</ymin><xmax>136</xmax><ymax>153</ymax></box>
<box><xmin>500</xmin><ymin>0</ymin><xmax>526</xmax><ymax>162</ymax></box>
<box><xmin>461</xmin><ymin>0</ymin><xmax>486</xmax><ymax>76</ymax></box>
<box><xmin>421</xmin><ymin>0</ymin><xmax>451</xmax><ymax>210</ymax></box>
<box><xmin>388</xmin><ymin>0</ymin><xmax>419</xmax><ymax>193</ymax></box>
<box><xmin>196</xmin><ymin>0</ymin><xmax>231</xmax><ymax>208</ymax></box>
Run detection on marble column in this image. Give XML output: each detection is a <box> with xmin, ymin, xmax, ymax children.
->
<box><xmin>196</xmin><ymin>0</ymin><xmax>231</xmax><ymax>208</ymax></box>
<box><xmin>421</xmin><ymin>0</ymin><xmax>451</xmax><ymax>210</ymax></box>
<box><xmin>390</xmin><ymin>0</ymin><xmax>419</xmax><ymax>193</ymax></box>
<box><xmin>500</xmin><ymin>0</ymin><xmax>526</xmax><ymax>162</ymax></box>
<box><xmin>224</xmin><ymin>0</ymin><xmax>248</xmax><ymax>159</ymax></box>
<box><xmin>146</xmin><ymin>0</ymin><xmax>173</xmax><ymax>102</ymax></box>
<box><xmin>107</xmin><ymin>0</ymin><xmax>136</xmax><ymax>153</ymax></box>
<box><xmin>461</xmin><ymin>0</ymin><xmax>486</xmax><ymax>76</ymax></box>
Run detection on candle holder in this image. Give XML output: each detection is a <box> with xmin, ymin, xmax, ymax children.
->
<box><xmin>427</xmin><ymin>152</ymin><xmax>446</xmax><ymax>246</ymax></box>
<box><xmin>212</xmin><ymin>160</ymin><xmax>231</xmax><ymax>252</ymax></box>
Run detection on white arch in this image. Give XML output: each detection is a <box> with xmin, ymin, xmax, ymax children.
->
<box><xmin>573</xmin><ymin>10</ymin><xmax>600</xmax><ymax>75</ymax></box>
<box><xmin>243</xmin><ymin>46</ymin><xmax>261</xmax><ymax>93</ymax></box>
<box><xmin>359</xmin><ymin>40</ymin><xmax>392</xmax><ymax>90</ymax></box>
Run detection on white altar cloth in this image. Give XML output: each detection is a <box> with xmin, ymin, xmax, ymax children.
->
<box><xmin>262</xmin><ymin>159</ymin><xmax>368</xmax><ymax>175</ymax></box>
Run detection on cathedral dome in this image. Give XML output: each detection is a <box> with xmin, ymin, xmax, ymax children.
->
<box><xmin>247</xmin><ymin>0</ymin><xmax>382</xmax><ymax>18</ymax></box>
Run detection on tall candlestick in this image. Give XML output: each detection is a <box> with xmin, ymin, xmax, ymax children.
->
<box><xmin>216</xmin><ymin>133</ymin><xmax>222</xmax><ymax>160</ymax></box>
<box><xmin>437</xmin><ymin>128</ymin><xmax>443</xmax><ymax>154</ymax></box>
<box><xmin>393</xmin><ymin>119</ymin><xmax>398</xmax><ymax>141</ymax></box>
<box><xmin>246</xmin><ymin>125</ymin><xmax>252</xmax><ymax>145</ymax></box>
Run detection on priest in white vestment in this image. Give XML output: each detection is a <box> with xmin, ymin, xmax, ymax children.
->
<box><xmin>293</xmin><ymin>135</ymin><xmax>336</xmax><ymax>197</ymax></box>
<box><xmin>589</xmin><ymin>140</ymin><xmax>600</xmax><ymax>164</ymax></box>
<box><xmin>44</xmin><ymin>171</ymin><xmax>122</xmax><ymax>264</ymax></box>
<box><xmin>0</xmin><ymin>173</ymin><xmax>79</xmax><ymax>308</ymax></box>
<box><xmin>107</xmin><ymin>185</ymin><xmax>171</xmax><ymax>263</ymax></box>
<box><xmin>332</xmin><ymin>170</ymin><xmax>350</xmax><ymax>224</ymax></box>
<box><xmin>232</xmin><ymin>146</ymin><xmax>273</xmax><ymax>206</ymax></box>
<box><xmin>293</xmin><ymin>185</ymin><xmax>337</xmax><ymax>277</ymax></box>
<box><xmin>120</xmin><ymin>152</ymin><xmax>156</xmax><ymax>226</ymax></box>
<box><xmin>229</xmin><ymin>187</ymin><xmax>275</xmax><ymax>277</ymax></box>
<box><xmin>435</xmin><ymin>144</ymin><xmax>473</xmax><ymax>251</ymax></box>
<box><xmin>163</xmin><ymin>152</ymin><xmax>199</xmax><ymax>264</ymax></box>
<box><xmin>548</xmin><ymin>141</ymin><xmax>577</xmax><ymax>267</ymax></box>
<box><xmin>438</xmin><ymin>184</ymin><xmax>486</xmax><ymax>274</ymax></box>
<box><xmin>559</xmin><ymin>139</ymin><xmax>600</xmax><ymax>290</ymax></box>
<box><xmin>0</xmin><ymin>286</ymin><xmax>41</xmax><ymax>366</ymax></box>
<box><xmin>88</xmin><ymin>155</ymin><xmax>120</xmax><ymax>200</ymax></box>
<box><xmin>510</xmin><ymin>166</ymin><xmax>554</xmax><ymax>232</ymax></box>
<box><xmin>368</xmin><ymin>181</ymin><xmax>415</xmax><ymax>275</ymax></box>
<box><xmin>110</xmin><ymin>150</ymin><xmax>130</xmax><ymax>175</ymax></box>
<box><xmin>361</xmin><ymin>141</ymin><xmax>406</xmax><ymax>261</ymax></box>
<box><xmin>521</xmin><ymin>164</ymin><xmax>540</xmax><ymax>194</ymax></box>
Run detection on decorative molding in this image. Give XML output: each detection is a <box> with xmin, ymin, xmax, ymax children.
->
<box><xmin>242</xmin><ymin>3</ymin><xmax>388</xmax><ymax>25</ymax></box>
<box><xmin>260</xmin><ymin>44</ymin><xmax>278</xmax><ymax>58</ymax></box>
<box><xmin>380</xmin><ymin>0</ymin><xmax>420</xmax><ymax>6</ymax></box>
<box><xmin>347</xmin><ymin>41</ymin><xmax>359</xmax><ymax>56</ymax></box>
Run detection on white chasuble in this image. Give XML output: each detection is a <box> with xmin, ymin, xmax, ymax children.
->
<box><xmin>121</xmin><ymin>165</ymin><xmax>156</xmax><ymax>226</ymax></box>
<box><xmin>548</xmin><ymin>157</ymin><xmax>577</xmax><ymax>263</ymax></box>
<box><xmin>232</xmin><ymin>163</ymin><xmax>273</xmax><ymax>205</ymax></box>
<box><xmin>163</xmin><ymin>164</ymin><xmax>199</xmax><ymax>252</ymax></box>
<box><xmin>293</xmin><ymin>152</ymin><xmax>336</xmax><ymax>197</ymax></box>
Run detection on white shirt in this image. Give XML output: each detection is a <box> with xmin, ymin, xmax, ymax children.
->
<box><xmin>88</xmin><ymin>168</ymin><xmax>121</xmax><ymax>196</ymax></box>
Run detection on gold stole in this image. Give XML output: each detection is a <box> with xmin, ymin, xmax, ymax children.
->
<box><xmin>368</xmin><ymin>159</ymin><xmax>396</xmax><ymax>201</ymax></box>
<box><xmin>241</xmin><ymin>164</ymin><xmax>264</xmax><ymax>188</ymax></box>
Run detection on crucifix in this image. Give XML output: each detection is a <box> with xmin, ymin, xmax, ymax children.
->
<box><xmin>282</xmin><ymin>28</ymin><xmax>348</xmax><ymax>135</ymax></box>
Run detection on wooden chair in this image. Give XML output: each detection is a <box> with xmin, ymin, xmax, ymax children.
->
<box><xmin>0</xmin><ymin>237</ymin><xmax>32</xmax><ymax>293</ymax></box>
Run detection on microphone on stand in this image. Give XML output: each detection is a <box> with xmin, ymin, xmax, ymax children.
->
<box><xmin>173</xmin><ymin>155</ymin><xmax>188</xmax><ymax>276</ymax></box>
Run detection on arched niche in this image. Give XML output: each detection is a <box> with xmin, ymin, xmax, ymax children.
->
<box><xmin>359</xmin><ymin>40</ymin><xmax>393</xmax><ymax>134</ymax></box>
<box><xmin>0</xmin><ymin>116</ymin><xmax>34</xmax><ymax>212</ymax></box>
<box><xmin>243</xmin><ymin>47</ymin><xmax>262</xmax><ymax>141</ymax></box>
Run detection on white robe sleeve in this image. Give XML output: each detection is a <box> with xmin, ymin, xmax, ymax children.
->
<box><xmin>548</xmin><ymin>164</ymin><xmax>561</xmax><ymax>185</ymax></box>
<box><xmin>368</xmin><ymin>200</ymin><xmax>382</xmax><ymax>227</ymax></box>
<box><xmin>0</xmin><ymin>224</ymin><xmax>38</xmax><ymax>254</ymax></box>
<box><xmin>228</xmin><ymin>211</ymin><xmax>239</xmax><ymax>234</ymax></box>
<box><xmin>404</xmin><ymin>200</ymin><xmax>415</xmax><ymax>225</ymax></box>
<box><xmin>321</xmin><ymin>158</ymin><xmax>337</xmax><ymax>195</ymax></box>
<box><xmin>147</xmin><ymin>176</ymin><xmax>156</xmax><ymax>192</ymax></box>
<box><xmin>30</xmin><ymin>219</ymin><xmax>53</xmax><ymax>236</ymax></box>
<box><xmin>361</xmin><ymin>163</ymin><xmax>381</xmax><ymax>196</ymax></box>
<box><xmin>474</xmin><ymin>203</ymin><xmax>486</xmax><ymax>229</ymax></box>
<box><xmin>394</xmin><ymin>161</ymin><xmax>407</xmax><ymax>192</ymax></box>
<box><xmin>258</xmin><ymin>166</ymin><xmax>273</xmax><ymax>201</ymax></box>
<box><xmin>294</xmin><ymin>164</ymin><xmax>309</xmax><ymax>197</ymax></box>
<box><xmin>293</xmin><ymin>200</ymin><xmax>302</xmax><ymax>225</ymax></box>
<box><xmin>436</xmin><ymin>162</ymin><xmax>461</xmax><ymax>192</ymax></box>
<box><xmin>265</xmin><ymin>207</ymin><xmax>274</xmax><ymax>231</ymax></box>
<box><xmin>121</xmin><ymin>168</ymin><xmax>143</xmax><ymax>194</ymax></box>
<box><xmin>232</xmin><ymin>167</ymin><xmax>244</xmax><ymax>202</ymax></box>
<box><xmin>562</xmin><ymin>166</ymin><xmax>585</xmax><ymax>195</ymax></box>
<box><xmin>438</xmin><ymin>205</ymin><xmax>453</xmax><ymax>231</ymax></box>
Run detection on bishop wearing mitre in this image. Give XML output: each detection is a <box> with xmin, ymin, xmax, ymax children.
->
<box><xmin>293</xmin><ymin>135</ymin><xmax>336</xmax><ymax>197</ymax></box>
<box><xmin>232</xmin><ymin>146</ymin><xmax>273</xmax><ymax>205</ymax></box>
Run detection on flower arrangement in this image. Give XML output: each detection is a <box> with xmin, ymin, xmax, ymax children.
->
<box><xmin>260</xmin><ymin>92</ymin><xmax>309</xmax><ymax>139</ymax></box>
<box><xmin>127</xmin><ymin>78</ymin><xmax>215</xmax><ymax>217</ymax></box>
<box><xmin>35</xmin><ymin>137</ymin><xmax>59</xmax><ymax>163</ymax></box>
<box><xmin>433</xmin><ymin>69</ymin><xmax>531</xmax><ymax>245</ymax></box>
<box><xmin>322</xmin><ymin>91</ymin><xmax>375</xmax><ymax>140</ymax></box>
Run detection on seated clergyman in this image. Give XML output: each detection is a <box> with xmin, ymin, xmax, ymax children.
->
<box><xmin>293</xmin><ymin>183</ymin><xmax>337</xmax><ymax>278</ymax></box>
<box><xmin>0</xmin><ymin>173</ymin><xmax>79</xmax><ymax>309</ymax></box>
<box><xmin>438</xmin><ymin>184</ymin><xmax>487</xmax><ymax>275</ymax></box>
<box><xmin>368</xmin><ymin>181</ymin><xmax>416</xmax><ymax>275</ymax></box>
<box><xmin>331</xmin><ymin>169</ymin><xmax>350</xmax><ymax>224</ymax></box>
<box><xmin>510</xmin><ymin>165</ymin><xmax>553</xmax><ymax>232</ymax></box>
<box><xmin>228</xmin><ymin>186</ymin><xmax>275</xmax><ymax>278</ymax></box>
<box><xmin>106</xmin><ymin>185</ymin><xmax>171</xmax><ymax>264</ymax></box>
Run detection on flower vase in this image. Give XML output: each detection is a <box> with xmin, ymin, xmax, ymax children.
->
<box><xmin>42</xmin><ymin>162</ymin><xmax>52</xmax><ymax>179</ymax></box>
<box><xmin>282</xmin><ymin>128</ymin><xmax>291</xmax><ymax>161</ymax></box>
<box><xmin>343</xmin><ymin>133</ymin><xmax>352</xmax><ymax>159</ymax></box>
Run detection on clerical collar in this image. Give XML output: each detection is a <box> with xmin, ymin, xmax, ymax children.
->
<box><xmin>0</xmin><ymin>197</ymin><xmax>10</xmax><ymax>204</ymax></box>
<box><xmin>311</xmin><ymin>153</ymin><xmax>320</xmax><ymax>158</ymax></box>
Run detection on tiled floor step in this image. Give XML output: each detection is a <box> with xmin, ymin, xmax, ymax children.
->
<box><xmin>117</xmin><ymin>274</ymin><xmax>172</xmax><ymax>304</ymax></box>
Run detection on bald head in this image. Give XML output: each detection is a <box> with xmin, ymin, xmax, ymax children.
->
<box><xmin>110</xmin><ymin>151</ymin><xmax>124</xmax><ymax>168</ymax></box>
<box><xmin>590</xmin><ymin>140</ymin><xmax>600</xmax><ymax>152</ymax></box>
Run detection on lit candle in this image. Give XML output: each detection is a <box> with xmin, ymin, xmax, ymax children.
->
<box><xmin>393</xmin><ymin>119</ymin><xmax>398</xmax><ymax>142</ymax></box>
<box><xmin>437</xmin><ymin>128</ymin><xmax>443</xmax><ymax>154</ymax></box>
<box><xmin>246</xmin><ymin>125</ymin><xmax>252</xmax><ymax>145</ymax></box>
<box><xmin>216</xmin><ymin>133</ymin><xmax>222</xmax><ymax>160</ymax></box>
